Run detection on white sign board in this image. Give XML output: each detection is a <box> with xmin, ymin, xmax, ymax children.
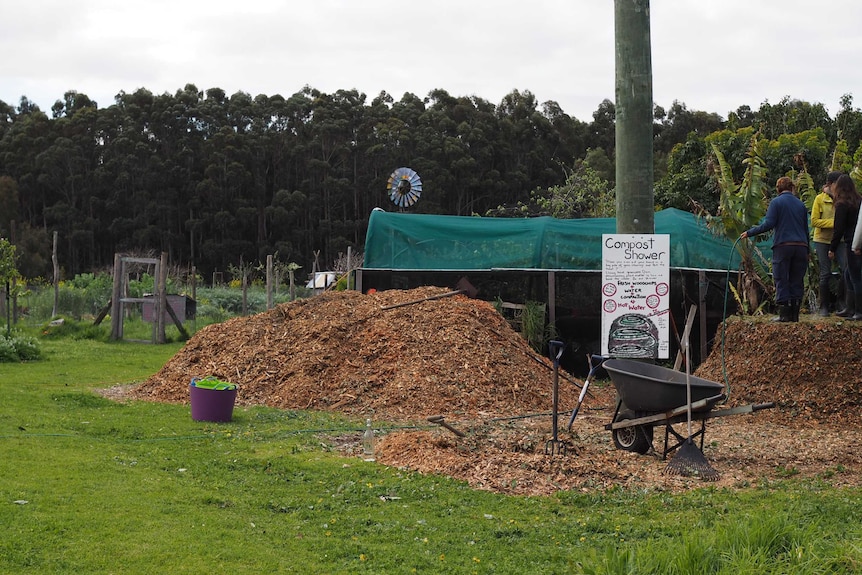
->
<box><xmin>601</xmin><ymin>234</ymin><xmax>670</xmax><ymax>359</ymax></box>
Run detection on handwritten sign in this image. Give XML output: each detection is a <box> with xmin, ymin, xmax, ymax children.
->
<box><xmin>601</xmin><ymin>234</ymin><xmax>670</xmax><ymax>359</ymax></box>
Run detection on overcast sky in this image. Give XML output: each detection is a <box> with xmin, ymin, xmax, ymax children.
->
<box><xmin>2</xmin><ymin>1</ymin><xmax>861</xmax><ymax>122</ymax></box>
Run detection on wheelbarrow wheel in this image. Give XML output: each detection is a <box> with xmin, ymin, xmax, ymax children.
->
<box><xmin>612</xmin><ymin>410</ymin><xmax>653</xmax><ymax>454</ymax></box>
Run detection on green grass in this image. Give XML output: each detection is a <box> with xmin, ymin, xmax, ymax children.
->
<box><xmin>0</xmin><ymin>339</ymin><xmax>861</xmax><ymax>574</ymax></box>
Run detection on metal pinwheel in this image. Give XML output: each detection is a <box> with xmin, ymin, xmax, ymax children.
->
<box><xmin>387</xmin><ymin>167</ymin><xmax>422</xmax><ymax>208</ymax></box>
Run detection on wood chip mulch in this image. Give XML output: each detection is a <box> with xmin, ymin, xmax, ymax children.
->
<box><xmin>123</xmin><ymin>287</ymin><xmax>862</xmax><ymax>495</ymax></box>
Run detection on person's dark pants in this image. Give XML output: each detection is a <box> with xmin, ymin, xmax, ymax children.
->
<box><xmin>846</xmin><ymin>246</ymin><xmax>862</xmax><ymax>293</ymax></box>
<box><xmin>815</xmin><ymin>241</ymin><xmax>832</xmax><ymax>286</ymax></box>
<box><xmin>815</xmin><ymin>241</ymin><xmax>846</xmax><ymax>310</ymax></box>
<box><xmin>772</xmin><ymin>244</ymin><xmax>809</xmax><ymax>304</ymax></box>
<box><xmin>815</xmin><ymin>241</ymin><xmax>832</xmax><ymax>310</ymax></box>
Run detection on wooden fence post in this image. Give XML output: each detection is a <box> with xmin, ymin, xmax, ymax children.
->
<box><xmin>157</xmin><ymin>252</ymin><xmax>168</xmax><ymax>344</ymax></box>
<box><xmin>110</xmin><ymin>253</ymin><xmax>122</xmax><ymax>341</ymax></box>
<box><xmin>266</xmin><ymin>254</ymin><xmax>274</xmax><ymax>310</ymax></box>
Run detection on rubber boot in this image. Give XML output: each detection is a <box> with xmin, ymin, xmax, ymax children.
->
<box><xmin>771</xmin><ymin>303</ymin><xmax>793</xmax><ymax>323</ymax></box>
<box><xmin>852</xmin><ymin>292</ymin><xmax>862</xmax><ymax>321</ymax></box>
<box><xmin>818</xmin><ymin>280</ymin><xmax>831</xmax><ymax>317</ymax></box>
<box><xmin>791</xmin><ymin>300</ymin><xmax>801</xmax><ymax>322</ymax></box>
<box><xmin>837</xmin><ymin>289</ymin><xmax>855</xmax><ymax>318</ymax></box>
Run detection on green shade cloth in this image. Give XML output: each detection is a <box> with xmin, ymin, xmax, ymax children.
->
<box><xmin>363</xmin><ymin>208</ymin><xmax>771</xmax><ymax>271</ymax></box>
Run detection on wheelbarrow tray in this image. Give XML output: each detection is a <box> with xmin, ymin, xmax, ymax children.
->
<box><xmin>602</xmin><ymin>358</ymin><xmax>725</xmax><ymax>413</ymax></box>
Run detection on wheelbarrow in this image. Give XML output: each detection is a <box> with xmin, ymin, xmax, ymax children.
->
<box><xmin>599</xmin><ymin>358</ymin><xmax>774</xmax><ymax>458</ymax></box>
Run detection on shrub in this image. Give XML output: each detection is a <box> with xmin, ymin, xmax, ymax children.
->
<box><xmin>0</xmin><ymin>330</ymin><xmax>43</xmax><ymax>362</ymax></box>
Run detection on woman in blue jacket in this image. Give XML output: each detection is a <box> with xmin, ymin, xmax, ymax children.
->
<box><xmin>740</xmin><ymin>176</ymin><xmax>810</xmax><ymax>322</ymax></box>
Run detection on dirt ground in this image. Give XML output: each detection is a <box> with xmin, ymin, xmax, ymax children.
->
<box><xmin>126</xmin><ymin>287</ymin><xmax>862</xmax><ymax>495</ymax></box>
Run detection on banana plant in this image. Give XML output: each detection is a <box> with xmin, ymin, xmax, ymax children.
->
<box><xmin>696</xmin><ymin>133</ymin><xmax>771</xmax><ymax>314</ymax></box>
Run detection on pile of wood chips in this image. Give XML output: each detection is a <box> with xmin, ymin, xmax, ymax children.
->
<box><xmin>129</xmin><ymin>287</ymin><xmax>862</xmax><ymax>495</ymax></box>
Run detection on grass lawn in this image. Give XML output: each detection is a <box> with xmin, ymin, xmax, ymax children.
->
<box><xmin>0</xmin><ymin>337</ymin><xmax>860</xmax><ymax>574</ymax></box>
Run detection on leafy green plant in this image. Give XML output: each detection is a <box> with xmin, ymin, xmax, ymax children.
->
<box><xmin>521</xmin><ymin>300</ymin><xmax>547</xmax><ymax>352</ymax></box>
<box><xmin>697</xmin><ymin>134</ymin><xmax>772</xmax><ymax>314</ymax></box>
<box><xmin>0</xmin><ymin>329</ymin><xmax>42</xmax><ymax>362</ymax></box>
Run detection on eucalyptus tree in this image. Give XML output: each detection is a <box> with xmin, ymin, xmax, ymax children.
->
<box><xmin>420</xmin><ymin>89</ymin><xmax>500</xmax><ymax>216</ymax></box>
<box><xmin>101</xmin><ymin>91</ymin><xmax>160</xmax><ymax>225</ymax></box>
<box><xmin>387</xmin><ymin>92</ymin><xmax>425</xmax><ymax>166</ymax></box>
<box><xmin>0</xmin><ymin>173</ymin><xmax>16</xmax><ymax>232</ymax></box>
<box><xmin>198</xmin><ymin>124</ymin><xmax>255</xmax><ymax>271</ymax></box>
<box><xmin>726</xmin><ymin>105</ymin><xmax>756</xmax><ymax>130</ymax></box>
<box><xmin>303</xmin><ymin>88</ymin><xmax>368</xmax><ymax>263</ymax></box>
<box><xmin>0</xmin><ymin>104</ymin><xmax>53</xmax><ymax>230</ymax></box>
<box><xmin>542</xmin><ymin>100</ymin><xmax>590</xmax><ymax>163</ymax></box>
<box><xmin>38</xmin><ymin>99</ymin><xmax>102</xmax><ymax>274</ymax></box>
<box><xmin>495</xmin><ymin>89</ymin><xmax>559</xmax><ymax>210</ymax></box>
<box><xmin>0</xmin><ymin>99</ymin><xmax>15</xmax><ymax>141</ymax></box>
<box><xmin>360</xmin><ymin>91</ymin><xmax>400</xmax><ymax>211</ymax></box>
<box><xmin>587</xmin><ymin>99</ymin><xmax>615</xmax><ymax>156</ymax></box>
<box><xmin>755</xmin><ymin>96</ymin><xmax>835</xmax><ymax>142</ymax></box>
<box><xmin>228</xmin><ymin>91</ymin><xmax>272</xmax><ymax>256</ymax></box>
<box><xmin>453</xmin><ymin>95</ymin><xmax>503</xmax><ymax>215</ymax></box>
<box><xmin>653</xmin><ymin>100</ymin><xmax>724</xmax><ymax>156</ymax></box>
<box><xmin>266</xmin><ymin>88</ymin><xmax>315</xmax><ymax>267</ymax></box>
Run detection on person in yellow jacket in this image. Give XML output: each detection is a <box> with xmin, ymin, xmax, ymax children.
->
<box><xmin>811</xmin><ymin>171</ymin><xmax>843</xmax><ymax>316</ymax></box>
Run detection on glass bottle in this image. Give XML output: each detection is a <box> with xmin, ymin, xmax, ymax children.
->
<box><xmin>362</xmin><ymin>418</ymin><xmax>375</xmax><ymax>461</ymax></box>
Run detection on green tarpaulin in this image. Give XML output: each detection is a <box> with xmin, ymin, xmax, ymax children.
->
<box><xmin>363</xmin><ymin>208</ymin><xmax>767</xmax><ymax>271</ymax></box>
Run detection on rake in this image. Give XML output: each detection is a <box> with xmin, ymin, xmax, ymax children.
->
<box><xmin>664</xmin><ymin>333</ymin><xmax>719</xmax><ymax>480</ymax></box>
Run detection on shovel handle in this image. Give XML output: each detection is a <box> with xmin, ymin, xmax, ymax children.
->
<box><xmin>427</xmin><ymin>415</ymin><xmax>466</xmax><ymax>437</ymax></box>
<box><xmin>380</xmin><ymin>290</ymin><xmax>463</xmax><ymax>310</ymax></box>
<box><xmin>565</xmin><ymin>354</ymin><xmax>605</xmax><ymax>431</ymax></box>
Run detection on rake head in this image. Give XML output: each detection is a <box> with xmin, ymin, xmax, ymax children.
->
<box><xmin>664</xmin><ymin>438</ymin><xmax>720</xmax><ymax>481</ymax></box>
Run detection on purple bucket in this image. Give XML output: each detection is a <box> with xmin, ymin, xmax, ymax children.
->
<box><xmin>189</xmin><ymin>381</ymin><xmax>237</xmax><ymax>422</ymax></box>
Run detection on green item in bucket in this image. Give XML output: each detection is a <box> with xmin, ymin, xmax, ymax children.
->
<box><xmin>192</xmin><ymin>376</ymin><xmax>237</xmax><ymax>391</ymax></box>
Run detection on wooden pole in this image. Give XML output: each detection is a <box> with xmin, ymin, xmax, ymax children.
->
<box><xmin>10</xmin><ymin>221</ymin><xmax>17</xmax><ymax>325</ymax></box>
<box><xmin>241</xmin><ymin>258</ymin><xmax>248</xmax><ymax>316</ymax></box>
<box><xmin>191</xmin><ymin>264</ymin><xmax>197</xmax><ymax>333</ymax></box>
<box><xmin>51</xmin><ymin>231</ymin><xmax>59</xmax><ymax>318</ymax></box>
<box><xmin>698</xmin><ymin>270</ymin><xmax>708</xmax><ymax>364</ymax></box>
<box><xmin>614</xmin><ymin>0</ymin><xmax>654</xmax><ymax>234</ymax></box>
<box><xmin>266</xmin><ymin>254</ymin><xmax>274</xmax><ymax>309</ymax></box>
<box><xmin>110</xmin><ymin>253</ymin><xmax>122</xmax><ymax>341</ymax></box>
<box><xmin>157</xmin><ymin>252</ymin><xmax>168</xmax><ymax>343</ymax></box>
<box><xmin>347</xmin><ymin>246</ymin><xmax>353</xmax><ymax>290</ymax></box>
<box><xmin>547</xmin><ymin>270</ymin><xmax>556</xmax><ymax>336</ymax></box>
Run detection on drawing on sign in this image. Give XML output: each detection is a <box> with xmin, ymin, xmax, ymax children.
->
<box><xmin>607</xmin><ymin>313</ymin><xmax>659</xmax><ymax>357</ymax></box>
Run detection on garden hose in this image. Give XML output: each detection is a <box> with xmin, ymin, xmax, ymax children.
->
<box><xmin>719</xmin><ymin>236</ymin><xmax>743</xmax><ymax>402</ymax></box>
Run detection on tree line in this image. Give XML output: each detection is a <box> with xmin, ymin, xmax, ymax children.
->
<box><xmin>1</xmin><ymin>84</ymin><xmax>862</xmax><ymax>282</ymax></box>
